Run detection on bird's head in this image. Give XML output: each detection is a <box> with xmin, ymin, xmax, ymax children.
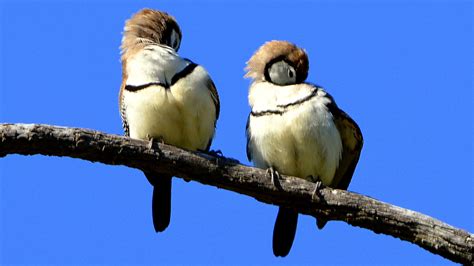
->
<box><xmin>245</xmin><ymin>40</ymin><xmax>309</xmax><ymax>86</ymax></box>
<box><xmin>121</xmin><ymin>9</ymin><xmax>182</xmax><ymax>55</ymax></box>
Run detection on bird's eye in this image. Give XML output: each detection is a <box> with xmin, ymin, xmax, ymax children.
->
<box><xmin>169</xmin><ymin>29</ymin><xmax>180</xmax><ymax>51</ymax></box>
<box><xmin>267</xmin><ymin>60</ymin><xmax>297</xmax><ymax>85</ymax></box>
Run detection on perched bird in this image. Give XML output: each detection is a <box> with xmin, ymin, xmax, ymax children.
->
<box><xmin>119</xmin><ymin>9</ymin><xmax>220</xmax><ymax>232</ymax></box>
<box><xmin>245</xmin><ymin>41</ymin><xmax>363</xmax><ymax>257</ymax></box>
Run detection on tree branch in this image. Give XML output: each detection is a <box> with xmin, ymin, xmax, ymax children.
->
<box><xmin>0</xmin><ymin>123</ymin><xmax>472</xmax><ymax>264</ymax></box>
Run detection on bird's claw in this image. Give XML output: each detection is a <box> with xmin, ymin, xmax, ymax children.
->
<box><xmin>267</xmin><ymin>167</ymin><xmax>283</xmax><ymax>190</ymax></box>
<box><xmin>310</xmin><ymin>176</ymin><xmax>324</xmax><ymax>201</ymax></box>
<box><xmin>308</xmin><ymin>175</ymin><xmax>327</xmax><ymax>228</ymax></box>
<box><xmin>208</xmin><ymin>149</ymin><xmax>224</xmax><ymax>157</ymax></box>
<box><xmin>146</xmin><ymin>135</ymin><xmax>165</xmax><ymax>150</ymax></box>
<box><xmin>203</xmin><ymin>149</ymin><xmax>240</xmax><ymax>164</ymax></box>
<box><xmin>146</xmin><ymin>134</ymin><xmax>155</xmax><ymax>150</ymax></box>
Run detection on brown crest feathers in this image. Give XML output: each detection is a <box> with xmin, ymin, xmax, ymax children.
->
<box><xmin>120</xmin><ymin>9</ymin><xmax>181</xmax><ymax>61</ymax></box>
<box><xmin>245</xmin><ymin>40</ymin><xmax>309</xmax><ymax>83</ymax></box>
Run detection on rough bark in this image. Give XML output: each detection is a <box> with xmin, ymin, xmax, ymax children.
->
<box><xmin>0</xmin><ymin>123</ymin><xmax>472</xmax><ymax>264</ymax></box>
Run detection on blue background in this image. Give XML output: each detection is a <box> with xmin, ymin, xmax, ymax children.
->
<box><xmin>1</xmin><ymin>0</ymin><xmax>472</xmax><ymax>264</ymax></box>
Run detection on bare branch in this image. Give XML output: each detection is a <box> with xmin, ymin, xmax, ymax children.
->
<box><xmin>0</xmin><ymin>123</ymin><xmax>472</xmax><ymax>264</ymax></box>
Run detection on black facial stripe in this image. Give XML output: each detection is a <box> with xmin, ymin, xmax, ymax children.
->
<box><xmin>170</xmin><ymin>63</ymin><xmax>197</xmax><ymax>86</ymax></box>
<box><xmin>124</xmin><ymin>82</ymin><xmax>168</xmax><ymax>92</ymax></box>
<box><xmin>264</xmin><ymin>56</ymin><xmax>296</xmax><ymax>83</ymax></box>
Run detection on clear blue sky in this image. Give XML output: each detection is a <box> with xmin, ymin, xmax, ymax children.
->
<box><xmin>1</xmin><ymin>0</ymin><xmax>472</xmax><ymax>264</ymax></box>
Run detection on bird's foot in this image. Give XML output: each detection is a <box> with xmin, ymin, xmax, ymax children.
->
<box><xmin>309</xmin><ymin>176</ymin><xmax>328</xmax><ymax>229</ymax></box>
<box><xmin>146</xmin><ymin>135</ymin><xmax>165</xmax><ymax>150</ymax></box>
<box><xmin>267</xmin><ymin>167</ymin><xmax>283</xmax><ymax>190</ymax></box>
<box><xmin>207</xmin><ymin>149</ymin><xmax>224</xmax><ymax>157</ymax></box>
<box><xmin>200</xmin><ymin>149</ymin><xmax>240</xmax><ymax>165</ymax></box>
<box><xmin>206</xmin><ymin>149</ymin><xmax>223</xmax><ymax>165</ymax></box>
<box><xmin>146</xmin><ymin>136</ymin><xmax>155</xmax><ymax>150</ymax></box>
<box><xmin>310</xmin><ymin>175</ymin><xmax>324</xmax><ymax>201</ymax></box>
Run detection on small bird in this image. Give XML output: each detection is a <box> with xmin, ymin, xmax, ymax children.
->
<box><xmin>245</xmin><ymin>41</ymin><xmax>363</xmax><ymax>257</ymax></box>
<box><xmin>119</xmin><ymin>9</ymin><xmax>220</xmax><ymax>232</ymax></box>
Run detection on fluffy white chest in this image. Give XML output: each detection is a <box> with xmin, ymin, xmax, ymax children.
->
<box><xmin>122</xmin><ymin>46</ymin><xmax>216</xmax><ymax>151</ymax></box>
<box><xmin>126</xmin><ymin>45</ymin><xmax>186</xmax><ymax>86</ymax></box>
<box><xmin>247</xmin><ymin>82</ymin><xmax>342</xmax><ymax>185</ymax></box>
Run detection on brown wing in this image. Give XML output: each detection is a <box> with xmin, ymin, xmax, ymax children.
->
<box><xmin>331</xmin><ymin>108</ymin><xmax>363</xmax><ymax>190</ymax></box>
<box><xmin>118</xmin><ymin>79</ymin><xmax>130</xmax><ymax>137</ymax></box>
<box><xmin>203</xmin><ymin>76</ymin><xmax>220</xmax><ymax>151</ymax></box>
<box><xmin>207</xmin><ymin>77</ymin><xmax>220</xmax><ymax>122</ymax></box>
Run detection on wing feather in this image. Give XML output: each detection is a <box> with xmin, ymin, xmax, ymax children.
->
<box><xmin>119</xmin><ymin>81</ymin><xmax>130</xmax><ymax>137</ymax></box>
<box><xmin>331</xmin><ymin>107</ymin><xmax>363</xmax><ymax>190</ymax></box>
<box><xmin>203</xmin><ymin>71</ymin><xmax>220</xmax><ymax>151</ymax></box>
<box><xmin>207</xmin><ymin>77</ymin><xmax>220</xmax><ymax>122</ymax></box>
<box><xmin>245</xmin><ymin>114</ymin><xmax>252</xmax><ymax>161</ymax></box>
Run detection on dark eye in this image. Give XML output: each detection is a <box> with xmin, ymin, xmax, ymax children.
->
<box><xmin>288</xmin><ymin>69</ymin><xmax>294</xmax><ymax>78</ymax></box>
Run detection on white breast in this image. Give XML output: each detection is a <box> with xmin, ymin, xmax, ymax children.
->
<box><xmin>122</xmin><ymin>46</ymin><xmax>216</xmax><ymax>151</ymax></box>
<box><xmin>126</xmin><ymin>45</ymin><xmax>188</xmax><ymax>86</ymax></box>
<box><xmin>247</xmin><ymin>82</ymin><xmax>342</xmax><ymax>185</ymax></box>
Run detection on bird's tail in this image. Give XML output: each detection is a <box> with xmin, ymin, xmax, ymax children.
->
<box><xmin>316</xmin><ymin>218</ymin><xmax>328</xmax><ymax>229</ymax></box>
<box><xmin>273</xmin><ymin>207</ymin><xmax>298</xmax><ymax>257</ymax></box>
<box><xmin>144</xmin><ymin>172</ymin><xmax>172</xmax><ymax>232</ymax></box>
